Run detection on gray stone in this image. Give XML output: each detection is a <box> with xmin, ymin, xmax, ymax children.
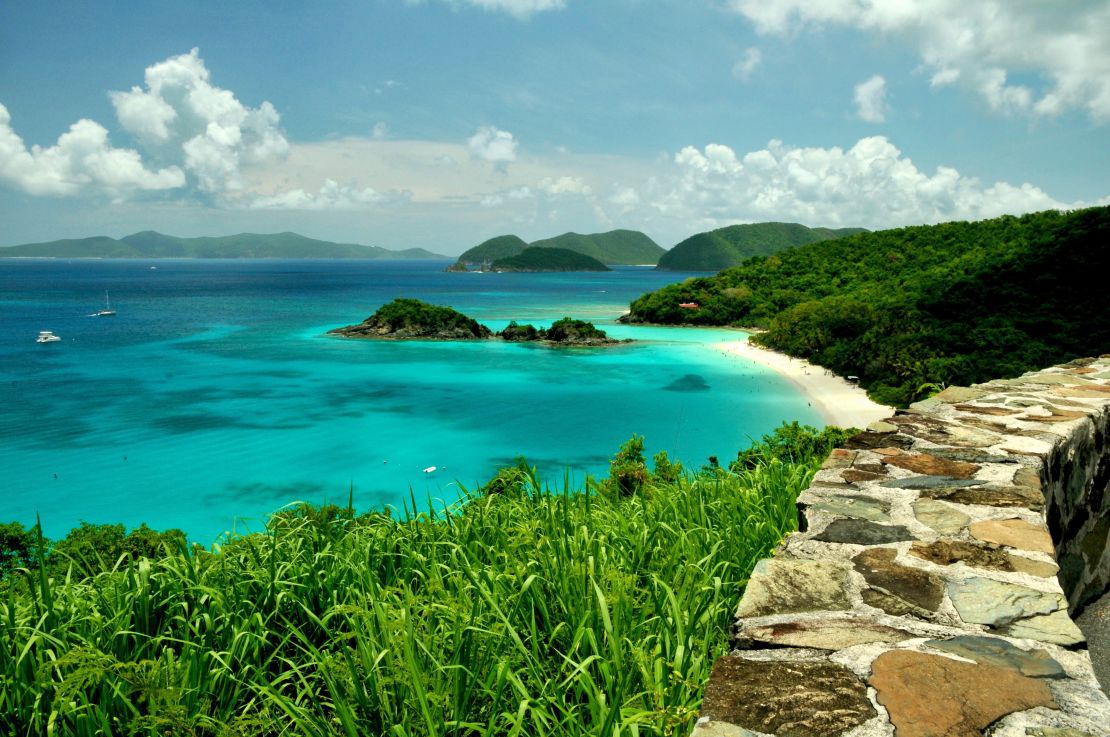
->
<box><xmin>1026</xmin><ymin>729</ymin><xmax>1099</xmax><ymax>737</ymax></box>
<box><xmin>735</xmin><ymin>559</ymin><xmax>852</xmax><ymax>618</ymax></box>
<box><xmin>700</xmin><ymin>656</ymin><xmax>876</xmax><ymax>737</ymax></box>
<box><xmin>843</xmin><ymin>431</ymin><xmax>915</xmax><ymax>450</ymax></box>
<box><xmin>926</xmin><ymin>635</ymin><xmax>1066</xmax><ymax>678</ymax></box>
<box><xmin>879</xmin><ymin>475</ymin><xmax>987</xmax><ymax>490</ymax></box>
<box><xmin>1004</xmin><ymin>609</ymin><xmax>1087</xmax><ymax>646</ymax></box>
<box><xmin>913</xmin><ymin>498</ymin><xmax>971</xmax><ymax>536</ymax></box>
<box><xmin>947</xmin><ymin>577</ymin><xmax>1066</xmax><ymax>627</ymax></box>
<box><xmin>867</xmin><ymin>420</ymin><xmax>899</xmax><ymax>433</ymax></box>
<box><xmin>807</xmin><ymin>495</ymin><xmax>891</xmax><ymax>523</ymax></box>
<box><xmin>812</xmin><ymin>518</ymin><xmax>916</xmax><ymax>545</ymax></box>
<box><xmin>890</xmin><ymin>416</ymin><xmax>1002</xmax><ymax>447</ymax></box>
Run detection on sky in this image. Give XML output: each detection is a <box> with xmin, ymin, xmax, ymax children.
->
<box><xmin>1</xmin><ymin>0</ymin><xmax>1108</xmax><ymax>255</ymax></box>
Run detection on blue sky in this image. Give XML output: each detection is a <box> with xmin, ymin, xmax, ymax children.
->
<box><xmin>1</xmin><ymin>0</ymin><xmax>1107</xmax><ymax>254</ymax></box>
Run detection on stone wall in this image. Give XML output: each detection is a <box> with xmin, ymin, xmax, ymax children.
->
<box><xmin>693</xmin><ymin>357</ymin><xmax>1110</xmax><ymax>737</ymax></box>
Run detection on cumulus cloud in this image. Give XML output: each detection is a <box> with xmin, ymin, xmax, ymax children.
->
<box><xmin>538</xmin><ymin>175</ymin><xmax>591</xmax><ymax>196</ymax></box>
<box><xmin>110</xmin><ymin>48</ymin><xmax>290</xmax><ymax>193</ymax></box>
<box><xmin>467</xmin><ymin>126</ymin><xmax>518</xmax><ymax>169</ymax></box>
<box><xmin>0</xmin><ymin>103</ymin><xmax>185</xmax><ymax>197</ymax></box>
<box><xmin>654</xmin><ymin>136</ymin><xmax>1074</xmax><ymax>230</ymax></box>
<box><xmin>731</xmin><ymin>47</ymin><xmax>763</xmax><ymax>82</ymax></box>
<box><xmin>413</xmin><ymin>0</ymin><xmax>565</xmax><ymax>20</ymax></box>
<box><xmin>248</xmin><ymin>179</ymin><xmax>409</xmax><ymax>211</ymax></box>
<box><xmin>854</xmin><ymin>75</ymin><xmax>888</xmax><ymax>122</ymax></box>
<box><xmin>727</xmin><ymin>0</ymin><xmax>1110</xmax><ymax>120</ymax></box>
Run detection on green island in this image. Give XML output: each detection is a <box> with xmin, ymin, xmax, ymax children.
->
<box><xmin>655</xmin><ymin>222</ymin><xmax>866</xmax><ymax>272</ymax></box>
<box><xmin>450</xmin><ymin>229</ymin><xmax>664</xmax><ymax>270</ymax></box>
<box><xmin>0</xmin><ymin>424</ymin><xmax>849</xmax><ymax>735</ymax></box>
<box><xmin>626</xmin><ymin>206</ymin><xmax>1110</xmax><ymax>406</ymax></box>
<box><xmin>330</xmin><ymin>299</ymin><xmax>626</xmax><ymax>346</ymax></box>
<box><xmin>490</xmin><ymin>246</ymin><xmax>610</xmax><ymax>272</ymax></box>
<box><xmin>0</xmin><ymin>231</ymin><xmax>447</xmax><ymax>260</ymax></box>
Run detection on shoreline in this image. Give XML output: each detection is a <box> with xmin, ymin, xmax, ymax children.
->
<box><xmin>715</xmin><ymin>337</ymin><xmax>894</xmax><ymax>429</ymax></box>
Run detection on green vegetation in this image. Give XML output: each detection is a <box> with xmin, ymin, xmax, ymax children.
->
<box><xmin>0</xmin><ymin>426</ymin><xmax>839</xmax><ymax>736</ymax></box>
<box><xmin>541</xmin><ymin>317</ymin><xmax>614</xmax><ymax>345</ymax></box>
<box><xmin>528</xmin><ymin>230</ymin><xmax>665</xmax><ymax>265</ymax></box>
<box><xmin>491</xmin><ymin>247</ymin><xmax>611</xmax><ymax>272</ymax></box>
<box><xmin>329</xmin><ymin>298</ymin><xmax>493</xmax><ymax>340</ymax></box>
<box><xmin>499</xmin><ymin>321</ymin><xmax>541</xmax><ymax>341</ymax></box>
<box><xmin>627</xmin><ymin>206</ymin><xmax>1110</xmax><ymax>406</ymax></box>
<box><xmin>0</xmin><ymin>231</ymin><xmax>447</xmax><ymax>259</ymax></box>
<box><xmin>452</xmin><ymin>230</ymin><xmax>663</xmax><ymax>268</ymax></box>
<box><xmin>655</xmin><ymin>222</ymin><xmax>865</xmax><ymax>272</ymax></box>
<box><xmin>454</xmin><ymin>234</ymin><xmax>531</xmax><ymax>265</ymax></box>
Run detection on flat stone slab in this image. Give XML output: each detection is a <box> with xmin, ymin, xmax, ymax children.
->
<box><xmin>922</xmin><ymin>483</ymin><xmax>1046</xmax><ymax>510</ymax></box>
<box><xmin>911</xmin><ymin>540</ymin><xmax>1016</xmax><ymax>572</ymax></box>
<box><xmin>1003</xmin><ymin>609</ymin><xmax>1086</xmax><ymax>646</ymax></box>
<box><xmin>947</xmin><ymin>576</ymin><xmax>1065</xmax><ymax>627</ymax></box>
<box><xmin>869</xmin><ymin>649</ymin><xmax>1056</xmax><ymax>737</ymax></box>
<box><xmin>812</xmin><ymin>518</ymin><xmax>916</xmax><ymax>545</ymax></box>
<box><xmin>735</xmin><ymin>559</ymin><xmax>852</xmax><ymax>618</ymax></box>
<box><xmin>854</xmin><ymin>548</ymin><xmax>944</xmax><ymax>612</ymax></box>
<box><xmin>969</xmin><ymin>518</ymin><xmax>1056</xmax><ymax>554</ymax></box>
<box><xmin>807</xmin><ymin>496</ymin><xmax>891</xmax><ymax>523</ymax></box>
<box><xmin>742</xmin><ymin>618</ymin><xmax>915</xmax><ymax>650</ymax></box>
<box><xmin>701</xmin><ymin>656</ymin><xmax>876</xmax><ymax>737</ymax></box>
<box><xmin>913</xmin><ymin>498</ymin><xmax>971</xmax><ymax>536</ymax></box>
<box><xmin>880</xmin><ymin>451</ymin><xmax>981</xmax><ymax>478</ymax></box>
<box><xmin>926</xmin><ymin>635</ymin><xmax>1066</xmax><ymax>678</ymax></box>
<box><xmin>880</xmin><ymin>475</ymin><xmax>987</xmax><ymax>490</ymax></box>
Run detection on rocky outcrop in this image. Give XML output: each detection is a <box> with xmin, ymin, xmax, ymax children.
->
<box><xmin>695</xmin><ymin>357</ymin><xmax>1110</xmax><ymax>737</ymax></box>
<box><xmin>328</xmin><ymin>298</ymin><xmax>492</xmax><ymax>340</ymax></box>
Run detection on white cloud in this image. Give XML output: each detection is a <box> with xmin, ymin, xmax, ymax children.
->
<box><xmin>727</xmin><ymin>0</ymin><xmax>1110</xmax><ymax>120</ymax></box>
<box><xmin>0</xmin><ymin>103</ymin><xmax>185</xmax><ymax>197</ymax></box>
<box><xmin>854</xmin><ymin>75</ymin><xmax>888</xmax><ymax>123</ymax></box>
<box><xmin>467</xmin><ymin>126</ymin><xmax>518</xmax><ymax>168</ymax></box>
<box><xmin>653</xmin><ymin>136</ymin><xmax>1078</xmax><ymax>230</ymax></box>
<box><xmin>248</xmin><ymin>179</ymin><xmax>409</xmax><ymax>211</ymax></box>
<box><xmin>414</xmin><ymin>0</ymin><xmax>566</xmax><ymax>20</ymax></box>
<box><xmin>109</xmin><ymin>48</ymin><xmax>289</xmax><ymax>194</ymax></box>
<box><xmin>538</xmin><ymin>175</ymin><xmax>591</xmax><ymax>196</ymax></box>
<box><xmin>731</xmin><ymin>47</ymin><xmax>763</xmax><ymax>82</ymax></box>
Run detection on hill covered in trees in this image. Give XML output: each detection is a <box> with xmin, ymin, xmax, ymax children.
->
<box><xmin>656</xmin><ymin>222</ymin><xmax>866</xmax><ymax>271</ymax></box>
<box><xmin>491</xmin><ymin>247</ymin><xmax>610</xmax><ymax>272</ymax></box>
<box><xmin>0</xmin><ymin>231</ymin><xmax>447</xmax><ymax>259</ymax></box>
<box><xmin>452</xmin><ymin>229</ymin><xmax>663</xmax><ymax>268</ymax></box>
<box><xmin>626</xmin><ymin>207</ymin><xmax>1110</xmax><ymax>406</ymax></box>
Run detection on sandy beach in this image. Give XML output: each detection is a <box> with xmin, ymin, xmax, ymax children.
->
<box><xmin>716</xmin><ymin>338</ymin><xmax>894</xmax><ymax>429</ymax></box>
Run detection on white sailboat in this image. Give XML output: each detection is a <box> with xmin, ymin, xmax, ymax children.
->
<box><xmin>92</xmin><ymin>291</ymin><xmax>116</xmax><ymax>317</ymax></box>
<box><xmin>36</xmin><ymin>330</ymin><xmax>61</xmax><ymax>343</ymax></box>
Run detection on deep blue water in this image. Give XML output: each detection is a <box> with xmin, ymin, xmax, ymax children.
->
<box><xmin>1</xmin><ymin>259</ymin><xmax>820</xmax><ymax>544</ymax></box>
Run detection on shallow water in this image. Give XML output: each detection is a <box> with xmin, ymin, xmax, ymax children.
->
<box><xmin>1</xmin><ymin>259</ymin><xmax>820</xmax><ymax>543</ymax></box>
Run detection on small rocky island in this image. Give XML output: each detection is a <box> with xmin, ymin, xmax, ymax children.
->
<box><xmin>329</xmin><ymin>299</ymin><xmax>627</xmax><ymax>346</ymax></box>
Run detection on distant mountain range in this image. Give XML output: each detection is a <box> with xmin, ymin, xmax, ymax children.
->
<box><xmin>453</xmin><ymin>229</ymin><xmax>664</xmax><ymax>268</ymax></box>
<box><xmin>655</xmin><ymin>222</ymin><xmax>868</xmax><ymax>271</ymax></box>
<box><xmin>0</xmin><ymin>231</ymin><xmax>448</xmax><ymax>259</ymax></box>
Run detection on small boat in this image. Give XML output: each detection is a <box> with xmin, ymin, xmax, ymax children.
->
<box><xmin>91</xmin><ymin>291</ymin><xmax>116</xmax><ymax>317</ymax></box>
<box><xmin>36</xmin><ymin>331</ymin><xmax>61</xmax><ymax>343</ymax></box>
<box><xmin>423</xmin><ymin>466</ymin><xmax>437</xmax><ymax>474</ymax></box>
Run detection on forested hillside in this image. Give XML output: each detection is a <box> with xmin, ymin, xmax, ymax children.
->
<box><xmin>0</xmin><ymin>231</ymin><xmax>446</xmax><ymax>259</ymax></box>
<box><xmin>626</xmin><ymin>207</ymin><xmax>1110</xmax><ymax>406</ymax></box>
<box><xmin>453</xmin><ymin>229</ymin><xmax>663</xmax><ymax>267</ymax></box>
<box><xmin>656</xmin><ymin>222</ymin><xmax>865</xmax><ymax>271</ymax></box>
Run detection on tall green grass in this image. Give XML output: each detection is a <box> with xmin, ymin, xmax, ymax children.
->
<box><xmin>1</xmin><ymin>451</ymin><xmax>824</xmax><ymax>736</ymax></box>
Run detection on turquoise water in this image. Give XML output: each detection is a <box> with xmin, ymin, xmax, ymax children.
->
<box><xmin>1</xmin><ymin>259</ymin><xmax>820</xmax><ymax>544</ymax></box>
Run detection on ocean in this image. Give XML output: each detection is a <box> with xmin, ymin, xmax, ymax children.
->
<box><xmin>1</xmin><ymin>259</ymin><xmax>820</xmax><ymax>544</ymax></box>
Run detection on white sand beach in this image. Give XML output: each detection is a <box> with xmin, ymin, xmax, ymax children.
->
<box><xmin>716</xmin><ymin>338</ymin><xmax>894</xmax><ymax>429</ymax></box>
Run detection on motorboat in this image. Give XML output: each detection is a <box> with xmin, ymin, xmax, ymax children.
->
<box><xmin>36</xmin><ymin>331</ymin><xmax>61</xmax><ymax>343</ymax></box>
